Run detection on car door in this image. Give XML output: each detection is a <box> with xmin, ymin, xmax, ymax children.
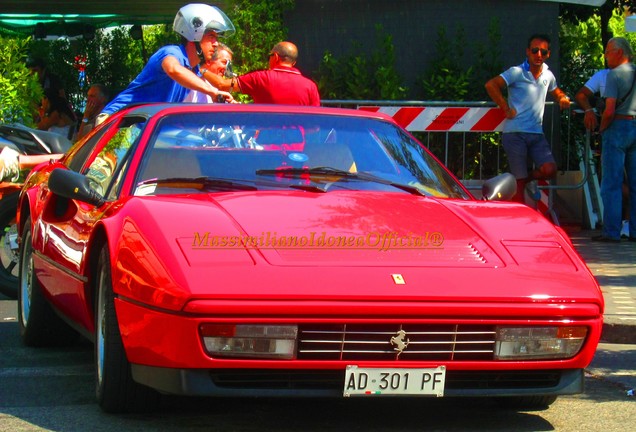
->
<box><xmin>34</xmin><ymin>117</ymin><xmax>144</xmax><ymax>330</ymax></box>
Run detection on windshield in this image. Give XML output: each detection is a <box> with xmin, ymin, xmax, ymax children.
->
<box><xmin>133</xmin><ymin>112</ymin><xmax>470</xmax><ymax>199</ymax></box>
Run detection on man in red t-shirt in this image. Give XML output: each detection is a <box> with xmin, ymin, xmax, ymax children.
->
<box><xmin>204</xmin><ymin>41</ymin><xmax>320</xmax><ymax>106</ymax></box>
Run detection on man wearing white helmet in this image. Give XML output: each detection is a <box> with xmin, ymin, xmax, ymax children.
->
<box><xmin>97</xmin><ymin>3</ymin><xmax>235</xmax><ymax>124</ymax></box>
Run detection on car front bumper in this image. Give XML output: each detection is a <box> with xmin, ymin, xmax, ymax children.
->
<box><xmin>131</xmin><ymin>365</ymin><xmax>585</xmax><ymax>397</ymax></box>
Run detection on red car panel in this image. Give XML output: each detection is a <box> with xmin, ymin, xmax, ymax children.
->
<box><xmin>16</xmin><ymin>103</ymin><xmax>603</xmax><ymax>412</ymax></box>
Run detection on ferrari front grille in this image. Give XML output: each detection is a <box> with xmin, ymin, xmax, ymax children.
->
<box><xmin>297</xmin><ymin>324</ymin><xmax>496</xmax><ymax>361</ymax></box>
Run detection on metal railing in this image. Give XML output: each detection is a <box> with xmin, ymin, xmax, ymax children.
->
<box><xmin>321</xmin><ymin>99</ymin><xmax>600</xmax><ymax>227</ymax></box>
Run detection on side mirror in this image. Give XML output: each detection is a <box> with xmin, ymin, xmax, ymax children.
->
<box><xmin>481</xmin><ymin>173</ymin><xmax>517</xmax><ymax>201</ymax></box>
<box><xmin>48</xmin><ymin>168</ymin><xmax>105</xmax><ymax>207</ymax></box>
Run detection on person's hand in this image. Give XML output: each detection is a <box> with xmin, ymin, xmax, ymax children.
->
<box><xmin>0</xmin><ymin>147</ymin><xmax>20</xmax><ymax>183</ymax></box>
<box><xmin>559</xmin><ymin>96</ymin><xmax>571</xmax><ymax>110</ymax></box>
<box><xmin>83</xmin><ymin>100</ymin><xmax>100</xmax><ymax>119</ymax></box>
<box><xmin>583</xmin><ymin>110</ymin><xmax>598</xmax><ymax>131</ymax></box>
<box><xmin>215</xmin><ymin>90</ymin><xmax>236</xmax><ymax>104</ymax></box>
<box><xmin>505</xmin><ymin>107</ymin><xmax>517</xmax><ymax>119</ymax></box>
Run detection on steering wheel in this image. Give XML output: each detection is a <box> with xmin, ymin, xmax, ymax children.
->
<box><xmin>199</xmin><ymin>126</ymin><xmax>246</xmax><ymax>148</ymax></box>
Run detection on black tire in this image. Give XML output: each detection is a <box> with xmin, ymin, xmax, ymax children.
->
<box><xmin>494</xmin><ymin>395</ymin><xmax>558</xmax><ymax>411</ymax></box>
<box><xmin>18</xmin><ymin>220</ymin><xmax>78</xmax><ymax>346</ymax></box>
<box><xmin>95</xmin><ymin>245</ymin><xmax>160</xmax><ymax>413</ymax></box>
<box><xmin>0</xmin><ymin>193</ymin><xmax>20</xmax><ymax>299</ymax></box>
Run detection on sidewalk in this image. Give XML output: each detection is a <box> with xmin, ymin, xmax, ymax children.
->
<box><xmin>566</xmin><ymin>226</ymin><xmax>636</xmax><ymax>344</ymax></box>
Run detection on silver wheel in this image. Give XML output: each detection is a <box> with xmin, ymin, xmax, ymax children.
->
<box><xmin>94</xmin><ymin>245</ymin><xmax>159</xmax><ymax>413</ymax></box>
<box><xmin>95</xmin><ymin>262</ymin><xmax>107</xmax><ymax>390</ymax></box>
<box><xmin>18</xmin><ymin>233</ymin><xmax>33</xmax><ymax>327</ymax></box>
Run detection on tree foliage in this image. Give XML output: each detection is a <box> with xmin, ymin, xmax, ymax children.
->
<box><xmin>316</xmin><ymin>25</ymin><xmax>408</xmax><ymax>100</ymax></box>
<box><xmin>222</xmin><ymin>0</ymin><xmax>295</xmax><ymax>102</ymax></box>
<box><xmin>560</xmin><ymin>0</ymin><xmax>636</xmax><ymax>47</ymax></box>
<box><xmin>418</xmin><ymin>18</ymin><xmax>503</xmax><ymax>102</ymax></box>
<box><xmin>0</xmin><ymin>36</ymin><xmax>42</xmax><ymax>126</ymax></box>
<box><xmin>224</xmin><ymin>0</ymin><xmax>295</xmax><ymax>74</ymax></box>
<box><xmin>420</xmin><ymin>27</ymin><xmax>473</xmax><ymax>101</ymax></box>
<box><xmin>14</xmin><ymin>0</ymin><xmax>294</xmax><ymax>113</ymax></box>
<box><xmin>27</xmin><ymin>25</ymin><xmax>179</xmax><ymax>111</ymax></box>
<box><xmin>472</xmin><ymin>18</ymin><xmax>504</xmax><ymax>99</ymax></box>
<box><xmin>560</xmin><ymin>7</ymin><xmax>636</xmax><ymax>98</ymax></box>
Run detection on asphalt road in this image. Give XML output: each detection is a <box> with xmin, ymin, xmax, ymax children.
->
<box><xmin>1</xmin><ymin>296</ymin><xmax>635</xmax><ymax>432</ymax></box>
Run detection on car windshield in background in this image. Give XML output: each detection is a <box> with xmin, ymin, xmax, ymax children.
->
<box><xmin>134</xmin><ymin>112</ymin><xmax>470</xmax><ymax>199</ymax></box>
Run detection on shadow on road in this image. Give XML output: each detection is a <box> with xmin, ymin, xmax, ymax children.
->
<box><xmin>2</xmin><ymin>302</ymin><xmax>634</xmax><ymax>432</ymax></box>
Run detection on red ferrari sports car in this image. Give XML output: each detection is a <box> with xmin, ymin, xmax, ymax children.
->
<box><xmin>17</xmin><ymin>103</ymin><xmax>603</xmax><ymax>413</ymax></box>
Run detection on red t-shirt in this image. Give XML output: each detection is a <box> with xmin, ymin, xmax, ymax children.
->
<box><xmin>237</xmin><ymin>66</ymin><xmax>321</xmax><ymax>106</ymax></box>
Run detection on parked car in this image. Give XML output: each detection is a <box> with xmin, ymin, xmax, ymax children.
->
<box><xmin>16</xmin><ymin>103</ymin><xmax>603</xmax><ymax>413</ymax></box>
<box><xmin>0</xmin><ymin>123</ymin><xmax>70</xmax><ymax>298</ymax></box>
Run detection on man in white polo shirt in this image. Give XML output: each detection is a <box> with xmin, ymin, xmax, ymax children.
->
<box><xmin>485</xmin><ymin>33</ymin><xmax>571</xmax><ymax>204</ymax></box>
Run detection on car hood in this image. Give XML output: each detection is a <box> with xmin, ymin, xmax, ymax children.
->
<box><xmin>108</xmin><ymin>192</ymin><xmax>600</xmax><ymax>310</ymax></box>
<box><xmin>194</xmin><ymin>191</ymin><xmax>500</xmax><ymax>267</ymax></box>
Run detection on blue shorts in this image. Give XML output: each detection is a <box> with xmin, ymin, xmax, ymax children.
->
<box><xmin>502</xmin><ymin>132</ymin><xmax>555</xmax><ymax>179</ymax></box>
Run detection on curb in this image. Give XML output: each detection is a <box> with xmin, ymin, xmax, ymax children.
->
<box><xmin>601</xmin><ymin>322</ymin><xmax>636</xmax><ymax>345</ymax></box>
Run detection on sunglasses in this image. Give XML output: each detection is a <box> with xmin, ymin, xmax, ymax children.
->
<box><xmin>530</xmin><ymin>47</ymin><xmax>549</xmax><ymax>56</ymax></box>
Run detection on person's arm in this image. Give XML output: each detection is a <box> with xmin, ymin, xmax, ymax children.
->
<box><xmin>202</xmin><ymin>69</ymin><xmax>239</xmax><ymax>92</ymax></box>
<box><xmin>550</xmin><ymin>87</ymin><xmax>571</xmax><ymax>110</ymax></box>
<box><xmin>161</xmin><ymin>56</ymin><xmax>234</xmax><ymax>102</ymax></box>
<box><xmin>76</xmin><ymin>122</ymin><xmax>94</xmax><ymax>140</ymax></box>
<box><xmin>599</xmin><ymin>97</ymin><xmax>616</xmax><ymax>133</ymax></box>
<box><xmin>76</xmin><ymin>99</ymin><xmax>100</xmax><ymax>139</ymax></box>
<box><xmin>18</xmin><ymin>154</ymin><xmax>62</xmax><ymax>170</ymax></box>
<box><xmin>575</xmin><ymin>86</ymin><xmax>598</xmax><ymax>131</ymax></box>
<box><xmin>485</xmin><ymin>75</ymin><xmax>516</xmax><ymax>119</ymax></box>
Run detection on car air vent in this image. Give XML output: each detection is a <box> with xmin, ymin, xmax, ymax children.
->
<box><xmin>468</xmin><ymin>242</ymin><xmax>487</xmax><ymax>263</ymax></box>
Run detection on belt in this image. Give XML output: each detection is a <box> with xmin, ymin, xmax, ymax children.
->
<box><xmin>614</xmin><ymin>114</ymin><xmax>636</xmax><ymax>120</ymax></box>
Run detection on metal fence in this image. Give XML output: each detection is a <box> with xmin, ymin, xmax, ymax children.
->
<box><xmin>321</xmin><ymin>100</ymin><xmax>600</xmax><ymax>228</ymax></box>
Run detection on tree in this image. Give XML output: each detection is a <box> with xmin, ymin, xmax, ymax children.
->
<box><xmin>560</xmin><ymin>0</ymin><xmax>636</xmax><ymax>47</ymax></box>
<box><xmin>0</xmin><ymin>36</ymin><xmax>42</xmax><ymax>126</ymax></box>
<box><xmin>225</xmin><ymin>0</ymin><xmax>295</xmax><ymax>74</ymax></box>
<box><xmin>316</xmin><ymin>25</ymin><xmax>408</xmax><ymax>100</ymax></box>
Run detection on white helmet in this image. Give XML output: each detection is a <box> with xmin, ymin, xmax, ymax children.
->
<box><xmin>173</xmin><ymin>3</ymin><xmax>235</xmax><ymax>42</ymax></box>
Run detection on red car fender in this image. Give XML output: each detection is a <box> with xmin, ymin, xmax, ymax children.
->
<box><xmin>96</xmin><ymin>198</ymin><xmax>191</xmax><ymax>312</ymax></box>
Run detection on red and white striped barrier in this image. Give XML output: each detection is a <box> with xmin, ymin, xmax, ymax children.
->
<box><xmin>360</xmin><ymin>105</ymin><xmax>553</xmax><ymax>216</ymax></box>
<box><xmin>537</xmin><ymin>179</ymin><xmax>550</xmax><ymax>214</ymax></box>
<box><xmin>526</xmin><ymin>179</ymin><xmax>550</xmax><ymax>214</ymax></box>
<box><xmin>359</xmin><ymin>106</ymin><xmax>507</xmax><ymax>132</ymax></box>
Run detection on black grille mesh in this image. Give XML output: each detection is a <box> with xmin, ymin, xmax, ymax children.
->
<box><xmin>209</xmin><ymin>370</ymin><xmax>562</xmax><ymax>390</ymax></box>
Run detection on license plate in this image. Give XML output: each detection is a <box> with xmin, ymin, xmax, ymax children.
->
<box><xmin>343</xmin><ymin>366</ymin><xmax>445</xmax><ymax>397</ymax></box>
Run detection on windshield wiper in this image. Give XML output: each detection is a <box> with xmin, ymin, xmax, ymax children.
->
<box><xmin>136</xmin><ymin>176</ymin><xmax>258</xmax><ymax>191</ymax></box>
<box><xmin>287</xmin><ymin>183</ymin><xmax>327</xmax><ymax>193</ymax></box>
<box><xmin>255</xmin><ymin>167</ymin><xmax>426</xmax><ymax>196</ymax></box>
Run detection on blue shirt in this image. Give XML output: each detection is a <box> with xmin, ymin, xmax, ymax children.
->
<box><xmin>500</xmin><ymin>60</ymin><xmax>558</xmax><ymax>134</ymax></box>
<box><xmin>102</xmin><ymin>45</ymin><xmax>193</xmax><ymax>115</ymax></box>
<box><xmin>583</xmin><ymin>68</ymin><xmax>610</xmax><ymax>97</ymax></box>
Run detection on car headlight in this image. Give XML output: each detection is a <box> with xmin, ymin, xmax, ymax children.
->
<box><xmin>200</xmin><ymin>324</ymin><xmax>298</xmax><ymax>359</ymax></box>
<box><xmin>494</xmin><ymin>326</ymin><xmax>587</xmax><ymax>360</ymax></box>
